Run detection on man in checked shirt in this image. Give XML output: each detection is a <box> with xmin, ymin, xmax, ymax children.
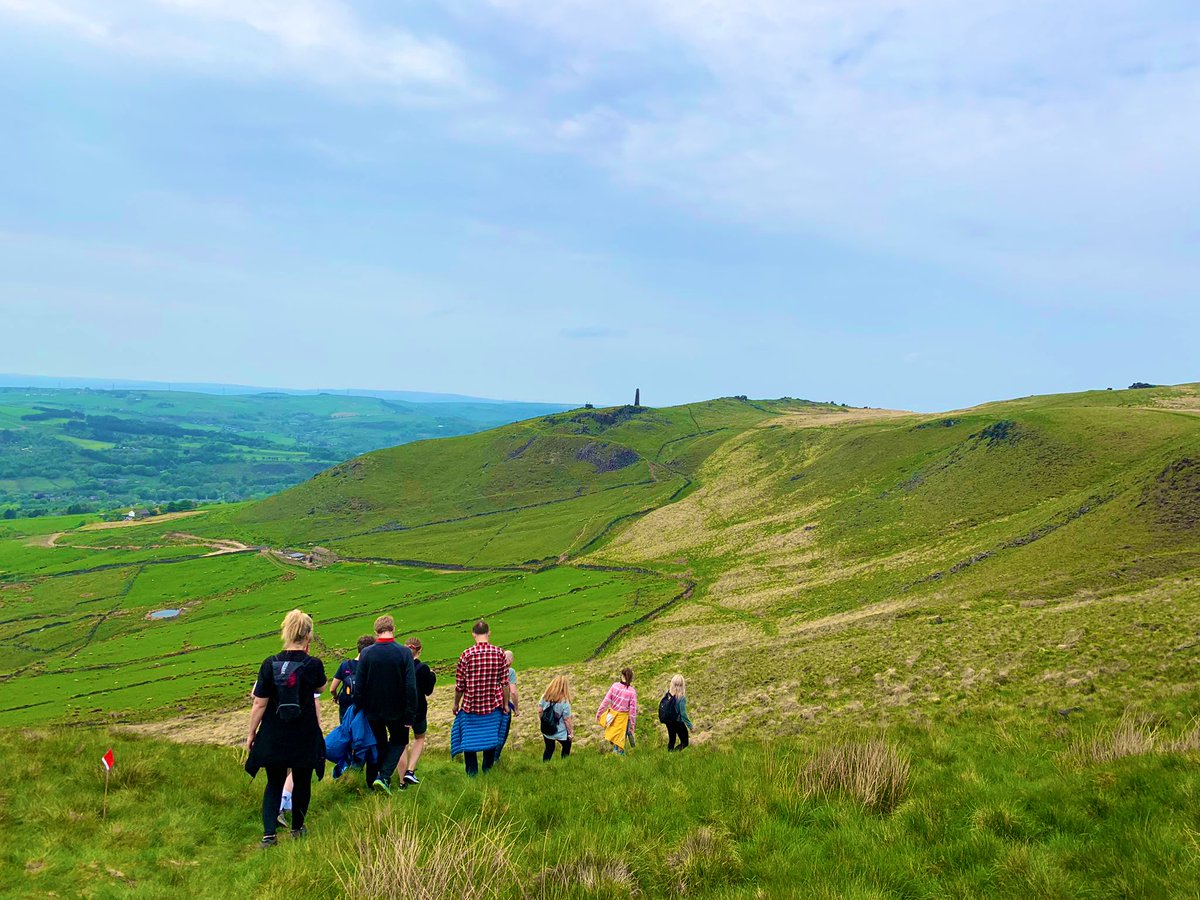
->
<box><xmin>453</xmin><ymin>620</ymin><xmax>512</xmax><ymax>775</ymax></box>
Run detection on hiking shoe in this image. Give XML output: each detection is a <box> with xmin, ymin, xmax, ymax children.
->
<box><xmin>276</xmin><ymin>810</ymin><xmax>289</xmax><ymax>828</ymax></box>
<box><xmin>371</xmin><ymin>778</ymin><xmax>391</xmax><ymax>795</ymax></box>
<box><xmin>290</xmin><ymin>826</ymin><xmax>307</xmax><ymax>840</ymax></box>
<box><xmin>402</xmin><ymin>771</ymin><xmax>419</xmax><ymax>785</ymax></box>
<box><xmin>259</xmin><ymin>834</ymin><xmax>277</xmax><ymax>849</ymax></box>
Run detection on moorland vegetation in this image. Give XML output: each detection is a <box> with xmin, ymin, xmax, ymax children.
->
<box><xmin>2</xmin><ymin>383</ymin><xmax>1199</xmax><ymax>897</ymax></box>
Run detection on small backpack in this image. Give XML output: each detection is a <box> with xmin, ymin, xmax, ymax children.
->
<box><xmin>340</xmin><ymin>660</ymin><xmax>358</xmax><ymax>701</ymax></box>
<box><xmin>540</xmin><ymin>702</ymin><xmax>561</xmax><ymax>737</ymax></box>
<box><xmin>658</xmin><ymin>691</ymin><xmax>679</xmax><ymax>724</ymax></box>
<box><xmin>271</xmin><ymin>656</ymin><xmax>308</xmax><ymax>721</ymax></box>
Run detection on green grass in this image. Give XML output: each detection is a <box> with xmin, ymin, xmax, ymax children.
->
<box><xmin>0</xmin><ymin>539</ymin><xmax>678</xmax><ymax>725</ymax></box>
<box><xmin>3</xmin><ymin>384</ymin><xmax>1200</xmax><ymax>895</ymax></box>
<box><xmin>5</xmin><ymin>716</ymin><xmax>1200</xmax><ymax>898</ymax></box>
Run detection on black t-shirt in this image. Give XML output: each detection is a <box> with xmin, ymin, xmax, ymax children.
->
<box><xmin>334</xmin><ymin>658</ymin><xmax>358</xmax><ymax>714</ymax></box>
<box><xmin>248</xmin><ymin>650</ymin><xmax>327</xmax><ymax>771</ymax></box>
<box><xmin>413</xmin><ymin>659</ymin><xmax>436</xmax><ymax>723</ymax></box>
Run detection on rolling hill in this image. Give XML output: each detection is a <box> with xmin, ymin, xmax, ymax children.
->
<box><xmin>2</xmin><ymin>382</ymin><xmax>1199</xmax><ymax>897</ymax></box>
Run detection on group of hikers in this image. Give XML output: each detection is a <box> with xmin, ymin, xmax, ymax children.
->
<box><xmin>244</xmin><ymin>609</ymin><xmax>695</xmax><ymax>847</ymax></box>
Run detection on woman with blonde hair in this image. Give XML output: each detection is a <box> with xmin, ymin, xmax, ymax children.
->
<box><xmin>538</xmin><ymin>674</ymin><xmax>575</xmax><ymax>761</ymax></box>
<box><xmin>659</xmin><ymin>673</ymin><xmax>694</xmax><ymax>751</ymax></box>
<box><xmin>245</xmin><ymin>610</ymin><xmax>328</xmax><ymax>848</ymax></box>
<box><xmin>595</xmin><ymin>667</ymin><xmax>637</xmax><ymax>754</ymax></box>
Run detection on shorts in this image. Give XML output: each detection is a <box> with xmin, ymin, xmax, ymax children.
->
<box><xmin>411</xmin><ymin>719</ymin><xmax>428</xmax><ymax>737</ymax></box>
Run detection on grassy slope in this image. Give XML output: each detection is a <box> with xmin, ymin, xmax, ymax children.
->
<box><xmin>3</xmin><ymin>385</ymin><xmax>1200</xmax><ymax>896</ymax></box>
<box><xmin>7</xmin><ymin>717</ymin><xmax>1200</xmax><ymax>898</ymax></box>
<box><xmin>584</xmin><ymin>384</ymin><xmax>1200</xmax><ymax>734</ymax></box>
<box><xmin>213</xmin><ymin>398</ymin><xmax>814</xmax><ymax>564</ymax></box>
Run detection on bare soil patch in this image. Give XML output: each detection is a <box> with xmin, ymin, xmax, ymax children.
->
<box><xmin>77</xmin><ymin>510</ymin><xmax>207</xmax><ymax>532</ymax></box>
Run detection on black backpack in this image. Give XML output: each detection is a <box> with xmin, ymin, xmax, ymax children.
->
<box><xmin>658</xmin><ymin>691</ymin><xmax>679</xmax><ymax>724</ymax></box>
<box><xmin>270</xmin><ymin>655</ymin><xmax>308</xmax><ymax>721</ymax></box>
<box><xmin>540</xmin><ymin>702</ymin><xmax>561</xmax><ymax>737</ymax></box>
<box><xmin>339</xmin><ymin>659</ymin><xmax>358</xmax><ymax>703</ymax></box>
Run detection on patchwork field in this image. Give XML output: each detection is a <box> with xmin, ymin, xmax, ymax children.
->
<box><xmin>0</xmin><ymin>528</ymin><xmax>677</xmax><ymax>727</ymax></box>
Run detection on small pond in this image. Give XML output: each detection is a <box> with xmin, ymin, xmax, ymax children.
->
<box><xmin>149</xmin><ymin>609</ymin><xmax>181</xmax><ymax>620</ymax></box>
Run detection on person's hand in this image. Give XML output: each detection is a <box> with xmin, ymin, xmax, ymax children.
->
<box><xmin>245</xmin><ymin>733</ymin><xmax>255</xmax><ymax>753</ymax></box>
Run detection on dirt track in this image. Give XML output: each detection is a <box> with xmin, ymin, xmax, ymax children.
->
<box><xmin>78</xmin><ymin>510</ymin><xmax>207</xmax><ymax>531</ymax></box>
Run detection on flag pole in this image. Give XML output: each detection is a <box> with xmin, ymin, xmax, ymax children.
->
<box><xmin>102</xmin><ymin>767</ymin><xmax>110</xmax><ymax>819</ymax></box>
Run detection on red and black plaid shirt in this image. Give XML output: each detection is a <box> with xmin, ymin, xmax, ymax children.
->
<box><xmin>455</xmin><ymin>641</ymin><xmax>508</xmax><ymax>715</ymax></box>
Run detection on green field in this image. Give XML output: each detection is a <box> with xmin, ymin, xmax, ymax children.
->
<box><xmin>0</xmin><ymin>534</ymin><xmax>677</xmax><ymax>726</ymax></box>
<box><xmin>0</xmin><ymin>386</ymin><xmax>568</xmax><ymax>515</ymax></box>
<box><xmin>2</xmin><ymin>383</ymin><xmax>1199</xmax><ymax>896</ymax></box>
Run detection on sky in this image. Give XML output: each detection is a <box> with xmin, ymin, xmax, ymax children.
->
<box><xmin>1</xmin><ymin>1</ymin><xmax>1197</xmax><ymax>411</ymax></box>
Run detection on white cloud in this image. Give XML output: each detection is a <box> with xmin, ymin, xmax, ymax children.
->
<box><xmin>472</xmin><ymin>0</ymin><xmax>1200</xmax><ymax>305</ymax></box>
<box><xmin>4</xmin><ymin>0</ymin><xmax>1198</xmax><ymax>304</ymax></box>
<box><xmin>0</xmin><ymin>0</ymin><xmax>473</xmax><ymax>97</ymax></box>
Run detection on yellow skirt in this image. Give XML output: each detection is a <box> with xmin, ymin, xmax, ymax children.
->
<box><xmin>603</xmin><ymin>710</ymin><xmax>630</xmax><ymax>750</ymax></box>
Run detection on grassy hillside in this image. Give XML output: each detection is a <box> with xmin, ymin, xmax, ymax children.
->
<box><xmin>2</xmin><ymin>383</ymin><xmax>1199</xmax><ymax>896</ymax></box>
<box><xmin>0</xmin><ymin>386</ymin><xmax>569</xmax><ymax>514</ymax></box>
<box><xmin>218</xmin><ymin>398</ymin><xmax>829</xmax><ymax>564</ymax></box>
<box><xmin>8</xmin><ymin>717</ymin><xmax>1200</xmax><ymax>898</ymax></box>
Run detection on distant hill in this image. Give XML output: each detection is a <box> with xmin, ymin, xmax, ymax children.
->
<box><xmin>0</xmin><ymin>387</ymin><xmax>572</xmax><ymax>514</ymax></box>
<box><xmin>0</xmin><ymin>373</ymin><xmax>571</xmax><ymax>405</ymax></box>
<box><xmin>222</xmin><ymin>397</ymin><xmax>836</xmax><ymax>563</ymax></box>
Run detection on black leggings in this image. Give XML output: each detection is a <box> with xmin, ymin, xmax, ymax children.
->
<box><xmin>542</xmin><ymin>738</ymin><xmax>572</xmax><ymax>761</ymax></box>
<box><xmin>667</xmin><ymin>722</ymin><xmax>689</xmax><ymax>751</ymax></box>
<box><xmin>262</xmin><ymin>765</ymin><xmax>311</xmax><ymax>835</ymax></box>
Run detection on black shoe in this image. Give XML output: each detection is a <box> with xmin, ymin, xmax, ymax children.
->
<box><xmin>259</xmin><ymin>834</ymin><xmax>277</xmax><ymax>849</ymax></box>
<box><xmin>291</xmin><ymin>826</ymin><xmax>307</xmax><ymax>839</ymax></box>
<box><xmin>402</xmin><ymin>771</ymin><xmax>419</xmax><ymax>785</ymax></box>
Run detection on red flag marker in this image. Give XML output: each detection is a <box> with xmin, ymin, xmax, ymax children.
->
<box><xmin>101</xmin><ymin>748</ymin><xmax>115</xmax><ymax>818</ymax></box>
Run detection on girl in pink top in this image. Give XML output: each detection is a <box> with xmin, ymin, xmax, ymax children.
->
<box><xmin>596</xmin><ymin>667</ymin><xmax>637</xmax><ymax>753</ymax></box>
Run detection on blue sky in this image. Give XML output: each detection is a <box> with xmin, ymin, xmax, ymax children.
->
<box><xmin>2</xmin><ymin>0</ymin><xmax>1197</xmax><ymax>410</ymax></box>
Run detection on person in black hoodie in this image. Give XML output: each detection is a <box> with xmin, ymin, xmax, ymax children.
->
<box><xmin>354</xmin><ymin>614</ymin><xmax>416</xmax><ymax>794</ymax></box>
<box><xmin>398</xmin><ymin>637</ymin><xmax>436</xmax><ymax>785</ymax></box>
<box><xmin>245</xmin><ymin>609</ymin><xmax>327</xmax><ymax>848</ymax></box>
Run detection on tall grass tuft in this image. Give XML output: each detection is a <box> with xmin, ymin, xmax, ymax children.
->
<box><xmin>799</xmin><ymin>739</ymin><xmax>910</xmax><ymax>814</ymax></box>
<box><xmin>1069</xmin><ymin>711</ymin><xmax>1158</xmax><ymax>764</ymax></box>
<box><xmin>334</xmin><ymin>806</ymin><xmax>520</xmax><ymax>900</ymax></box>
<box><xmin>1167</xmin><ymin>719</ymin><xmax>1200</xmax><ymax>753</ymax></box>
<box><xmin>668</xmin><ymin>825</ymin><xmax>743</xmax><ymax>894</ymax></box>
<box><xmin>534</xmin><ymin>852</ymin><xmax>639</xmax><ymax>898</ymax></box>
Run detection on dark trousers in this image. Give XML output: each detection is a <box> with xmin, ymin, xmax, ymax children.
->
<box><xmin>667</xmin><ymin>722</ymin><xmax>690</xmax><ymax>751</ymax></box>
<box><xmin>463</xmin><ymin>749</ymin><xmax>495</xmax><ymax>775</ymax></box>
<box><xmin>542</xmin><ymin>738</ymin><xmax>571</xmax><ymax>761</ymax></box>
<box><xmin>263</xmin><ymin>765</ymin><xmax>311</xmax><ymax>835</ymax></box>
<box><xmin>366</xmin><ymin>719</ymin><xmax>409</xmax><ymax>785</ymax></box>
